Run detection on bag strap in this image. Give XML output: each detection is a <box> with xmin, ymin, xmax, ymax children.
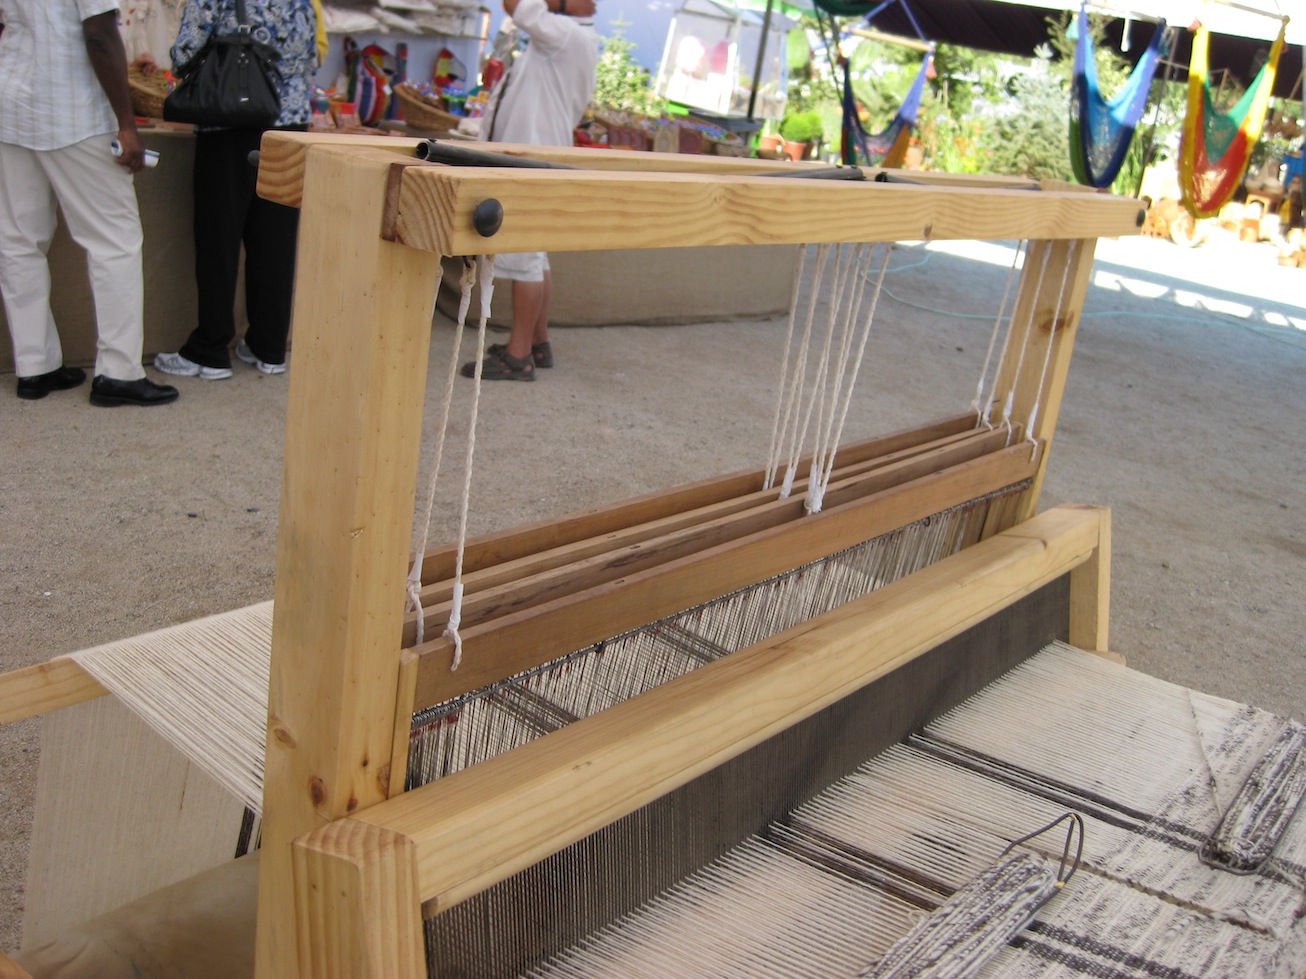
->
<box><xmin>235</xmin><ymin>0</ymin><xmax>251</xmax><ymax>33</ymax></box>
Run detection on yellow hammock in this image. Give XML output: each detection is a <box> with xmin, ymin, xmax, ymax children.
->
<box><xmin>1178</xmin><ymin>19</ymin><xmax>1288</xmax><ymax>218</ymax></box>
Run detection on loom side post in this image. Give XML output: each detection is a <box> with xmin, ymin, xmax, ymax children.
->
<box><xmin>987</xmin><ymin>238</ymin><xmax>1099</xmax><ymax>532</ymax></box>
<box><xmin>254</xmin><ymin>139</ymin><xmax>441</xmax><ymax>979</ymax></box>
<box><xmin>290</xmin><ymin>821</ymin><xmax>424</xmax><ymax>978</ymax></box>
<box><xmin>1069</xmin><ymin>504</ymin><xmax>1112</xmax><ymax>656</ymax></box>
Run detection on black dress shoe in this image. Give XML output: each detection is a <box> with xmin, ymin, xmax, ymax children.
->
<box><xmin>89</xmin><ymin>375</ymin><xmax>180</xmax><ymax>407</ymax></box>
<box><xmin>16</xmin><ymin>366</ymin><xmax>87</xmax><ymax>400</ymax></box>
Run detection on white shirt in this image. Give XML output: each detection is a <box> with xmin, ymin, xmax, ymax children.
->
<box><xmin>485</xmin><ymin>0</ymin><xmax>598</xmax><ymax>148</ymax></box>
<box><xmin>0</xmin><ymin>0</ymin><xmax>121</xmax><ymax>150</ymax></box>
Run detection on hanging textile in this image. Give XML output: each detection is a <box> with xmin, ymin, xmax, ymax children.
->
<box><xmin>1178</xmin><ymin>20</ymin><xmax>1287</xmax><ymax>218</ymax></box>
<box><xmin>1069</xmin><ymin>4</ymin><xmax>1168</xmax><ymax>189</ymax></box>
<box><xmin>841</xmin><ymin>48</ymin><xmax>933</xmax><ymax>168</ymax></box>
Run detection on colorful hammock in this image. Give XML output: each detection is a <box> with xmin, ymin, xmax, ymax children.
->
<box><xmin>1069</xmin><ymin>5</ymin><xmax>1168</xmax><ymax>189</ymax></box>
<box><xmin>841</xmin><ymin>49</ymin><xmax>933</xmax><ymax>168</ymax></box>
<box><xmin>1178</xmin><ymin>20</ymin><xmax>1287</xmax><ymax>218</ymax></box>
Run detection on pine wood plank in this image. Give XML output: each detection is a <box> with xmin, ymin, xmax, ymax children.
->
<box><xmin>990</xmin><ymin>238</ymin><xmax>1100</xmax><ymax>527</ymax></box>
<box><xmin>411</xmin><ymin>441</ymin><xmax>1038</xmax><ymax>706</ymax></box>
<box><xmin>407</xmin><ymin>424</ymin><xmax>986</xmax><ymax>611</ymax></box>
<box><xmin>1069</xmin><ymin>504</ymin><xmax>1111</xmax><ymax>653</ymax></box>
<box><xmin>412</xmin><ymin>414</ymin><xmax>976</xmax><ymax>585</ymax></box>
<box><xmin>403</xmin><ymin>428</ymin><xmax>1007</xmax><ymax>645</ymax></box>
<box><xmin>344</xmin><ymin>505</ymin><xmax>1105</xmax><ymax>915</ymax></box>
<box><xmin>0</xmin><ymin>658</ymin><xmax>106</xmax><ymax>725</ymax></box>
<box><xmin>255</xmin><ymin>132</ymin><xmax>1109</xmax><ymax>210</ymax></box>
<box><xmin>389</xmin><ymin>165</ymin><xmax>1147</xmax><ymax>257</ymax></box>
<box><xmin>292</xmin><ymin>821</ymin><xmax>424</xmax><ymax>979</ymax></box>
<box><xmin>255</xmin><ymin>140</ymin><xmax>442</xmax><ymax>979</ymax></box>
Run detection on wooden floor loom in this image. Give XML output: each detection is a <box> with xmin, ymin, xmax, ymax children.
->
<box><xmin>2</xmin><ymin>136</ymin><xmax>1303</xmax><ymax>978</ymax></box>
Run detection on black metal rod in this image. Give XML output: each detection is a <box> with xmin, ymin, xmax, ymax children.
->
<box><xmin>757</xmin><ymin>166</ymin><xmax>867</xmax><ymax>181</ymax></box>
<box><xmin>415</xmin><ymin>139</ymin><xmax>581</xmax><ymax>169</ymax></box>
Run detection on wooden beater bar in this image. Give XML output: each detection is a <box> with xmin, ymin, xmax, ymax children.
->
<box><xmin>240</xmin><ymin>132</ymin><xmax>1139</xmax><ymax>979</ymax></box>
<box><xmin>292</xmin><ymin>504</ymin><xmax>1112</xmax><ymax>979</ymax></box>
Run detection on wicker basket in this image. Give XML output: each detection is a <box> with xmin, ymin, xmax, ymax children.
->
<box><xmin>394</xmin><ymin>83</ymin><xmax>462</xmax><ymax>132</ymax></box>
<box><xmin>128</xmin><ymin>64</ymin><xmax>170</xmax><ymax>119</ymax></box>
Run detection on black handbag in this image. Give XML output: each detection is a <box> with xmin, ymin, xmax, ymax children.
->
<box><xmin>163</xmin><ymin>0</ymin><xmax>282</xmax><ymax>128</ymax></box>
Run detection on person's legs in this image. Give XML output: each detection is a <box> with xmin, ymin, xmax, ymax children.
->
<box><xmin>240</xmin><ymin>194</ymin><xmax>299</xmax><ymax>368</ymax></box>
<box><xmin>40</xmin><ymin>137</ymin><xmax>146</xmax><ymax>382</ymax></box>
<box><xmin>462</xmin><ymin>251</ymin><xmax>544</xmax><ymax>380</ymax></box>
<box><xmin>0</xmin><ymin>142</ymin><xmax>65</xmax><ymax>377</ymax></box>
<box><xmin>532</xmin><ymin>266</ymin><xmax>552</xmax><ymax>346</ymax></box>
<box><xmin>505</xmin><ymin>278</ymin><xmax>545</xmax><ymax>361</ymax></box>
<box><xmin>178</xmin><ymin>129</ymin><xmax>256</xmax><ymax>369</ymax></box>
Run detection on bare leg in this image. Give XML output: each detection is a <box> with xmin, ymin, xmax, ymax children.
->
<box><xmin>506</xmin><ymin>274</ymin><xmax>548</xmax><ymax>361</ymax></box>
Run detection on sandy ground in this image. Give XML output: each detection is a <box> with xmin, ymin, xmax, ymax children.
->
<box><xmin>1</xmin><ymin>228</ymin><xmax>1303</xmax><ymax>954</ymax></box>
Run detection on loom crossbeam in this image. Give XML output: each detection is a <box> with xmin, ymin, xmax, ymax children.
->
<box><xmin>406</xmin><ymin>432</ymin><xmax>1038</xmax><ymax>702</ymax></box>
<box><xmin>405</xmin><ymin>418</ymin><xmax>993</xmax><ymax>620</ymax></box>
<box><xmin>411</xmin><ymin>413</ymin><xmax>980</xmax><ymax>585</ymax></box>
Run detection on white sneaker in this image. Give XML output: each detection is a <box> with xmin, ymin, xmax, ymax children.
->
<box><xmin>153</xmin><ymin>351</ymin><xmax>232</xmax><ymax>380</ymax></box>
<box><xmin>235</xmin><ymin>342</ymin><xmax>286</xmax><ymax>375</ymax></box>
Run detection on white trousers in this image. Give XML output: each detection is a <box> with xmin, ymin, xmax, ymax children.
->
<box><xmin>0</xmin><ymin>135</ymin><xmax>146</xmax><ymax>381</ymax></box>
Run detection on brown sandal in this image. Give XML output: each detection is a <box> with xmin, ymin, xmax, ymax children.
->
<box><xmin>488</xmin><ymin>341</ymin><xmax>553</xmax><ymax>368</ymax></box>
<box><xmin>460</xmin><ymin>349</ymin><xmax>535</xmax><ymax>381</ymax></box>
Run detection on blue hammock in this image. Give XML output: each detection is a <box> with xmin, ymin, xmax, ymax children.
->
<box><xmin>1069</xmin><ymin>4</ymin><xmax>1168</xmax><ymax>188</ymax></box>
<box><xmin>842</xmin><ymin>49</ymin><xmax>933</xmax><ymax>168</ymax></box>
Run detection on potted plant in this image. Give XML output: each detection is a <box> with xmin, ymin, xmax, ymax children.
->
<box><xmin>779</xmin><ymin>110</ymin><xmax>823</xmax><ymax>161</ymax></box>
<box><xmin>756</xmin><ymin>122</ymin><xmax>783</xmax><ymax>157</ymax></box>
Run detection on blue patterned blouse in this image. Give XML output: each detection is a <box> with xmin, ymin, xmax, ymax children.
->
<box><xmin>170</xmin><ymin>0</ymin><xmax>317</xmax><ymax>128</ymax></box>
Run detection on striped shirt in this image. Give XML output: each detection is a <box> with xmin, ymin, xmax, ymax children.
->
<box><xmin>170</xmin><ymin>0</ymin><xmax>316</xmax><ymax>128</ymax></box>
<box><xmin>0</xmin><ymin>0</ymin><xmax>122</xmax><ymax>150</ymax></box>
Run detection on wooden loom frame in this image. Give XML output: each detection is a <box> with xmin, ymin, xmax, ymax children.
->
<box><xmin>2</xmin><ymin>133</ymin><xmax>1142</xmax><ymax>977</ymax></box>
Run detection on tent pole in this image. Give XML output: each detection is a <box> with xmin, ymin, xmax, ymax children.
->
<box><xmin>747</xmin><ymin>0</ymin><xmax>776</xmax><ymax>120</ymax></box>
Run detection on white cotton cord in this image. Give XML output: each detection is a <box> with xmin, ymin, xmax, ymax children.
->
<box><xmin>799</xmin><ymin>244</ymin><xmax>850</xmax><ymax>512</ymax></box>
<box><xmin>998</xmin><ymin>242</ymin><xmax>1051</xmax><ymax>440</ymax></box>
<box><xmin>765</xmin><ymin>244</ymin><xmax>809</xmax><ymax>491</ymax></box>
<box><xmin>810</xmin><ymin>244</ymin><xmax>890</xmax><ymax>514</ymax></box>
<box><xmin>974</xmin><ymin>240</ymin><xmax>1024</xmax><ymax>427</ymax></box>
<box><xmin>444</xmin><ymin>581</ymin><xmax>465</xmax><ymax>670</ymax></box>
<box><xmin>775</xmin><ymin>244</ymin><xmax>830</xmax><ymax>497</ymax></box>
<box><xmin>806</xmin><ymin>243</ymin><xmax>877</xmax><ymax>514</ymax></box>
<box><xmin>1023</xmin><ymin>240</ymin><xmax>1079</xmax><ymax>457</ymax></box>
<box><xmin>443</xmin><ymin>255</ymin><xmax>495</xmax><ymax>670</ymax></box>
<box><xmin>777</xmin><ymin>244</ymin><xmax>828</xmax><ymax>496</ymax></box>
<box><xmin>478</xmin><ymin>253</ymin><xmax>497</xmax><ymax>322</ymax></box>
<box><xmin>405</xmin><ymin>262</ymin><xmax>454</xmax><ymax>645</ymax></box>
<box><xmin>784</xmin><ymin>243</ymin><xmax>847</xmax><ymax>498</ymax></box>
<box><xmin>456</xmin><ymin>257</ymin><xmax>476</xmax><ymax>325</ymax></box>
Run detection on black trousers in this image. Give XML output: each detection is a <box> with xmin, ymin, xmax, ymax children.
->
<box><xmin>179</xmin><ymin>126</ymin><xmax>303</xmax><ymax>369</ymax></box>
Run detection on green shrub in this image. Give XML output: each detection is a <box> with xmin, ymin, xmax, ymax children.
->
<box><xmin>780</xmin><ymin>110</ymin><xmax>824</xmax><ymax>144</ymax></box>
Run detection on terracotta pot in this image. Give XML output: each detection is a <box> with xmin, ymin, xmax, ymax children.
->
<box><xmin>782</xmin><ymin>140</ymin><xmax>808</xmax><ymax>162</ymax></box>
<box><xmin>757</xmin><ymin>134</ymin><xmax>783</xmax><ymax>155</ymax></box>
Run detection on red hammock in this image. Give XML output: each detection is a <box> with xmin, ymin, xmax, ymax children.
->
<box><xmin>1178</xmin><ymin>20</ymin><xmax>1287</xmax><ymax>218</ymax></box>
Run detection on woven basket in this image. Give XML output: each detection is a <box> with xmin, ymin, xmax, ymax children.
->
<box><xmin>128</xmin><ymin>64</ymin><xmax>169</xmax><ymax>119</ymax></box>
<box><xmin>394</xmin><ymin>83</ymin><xmax>462</xmax><ymax>132</ymax></box>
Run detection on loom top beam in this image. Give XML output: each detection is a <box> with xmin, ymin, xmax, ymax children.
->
<box><xmin>255</xmin><ymin>133</ymin><xmax>1147</xmax><ymax>254</ymax></box>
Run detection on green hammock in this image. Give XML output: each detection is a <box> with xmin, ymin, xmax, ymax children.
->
<box><xmin>1178</xmin><ymin>20</ymin><xmax>1287</xmax><ymax>218</ymax></box>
